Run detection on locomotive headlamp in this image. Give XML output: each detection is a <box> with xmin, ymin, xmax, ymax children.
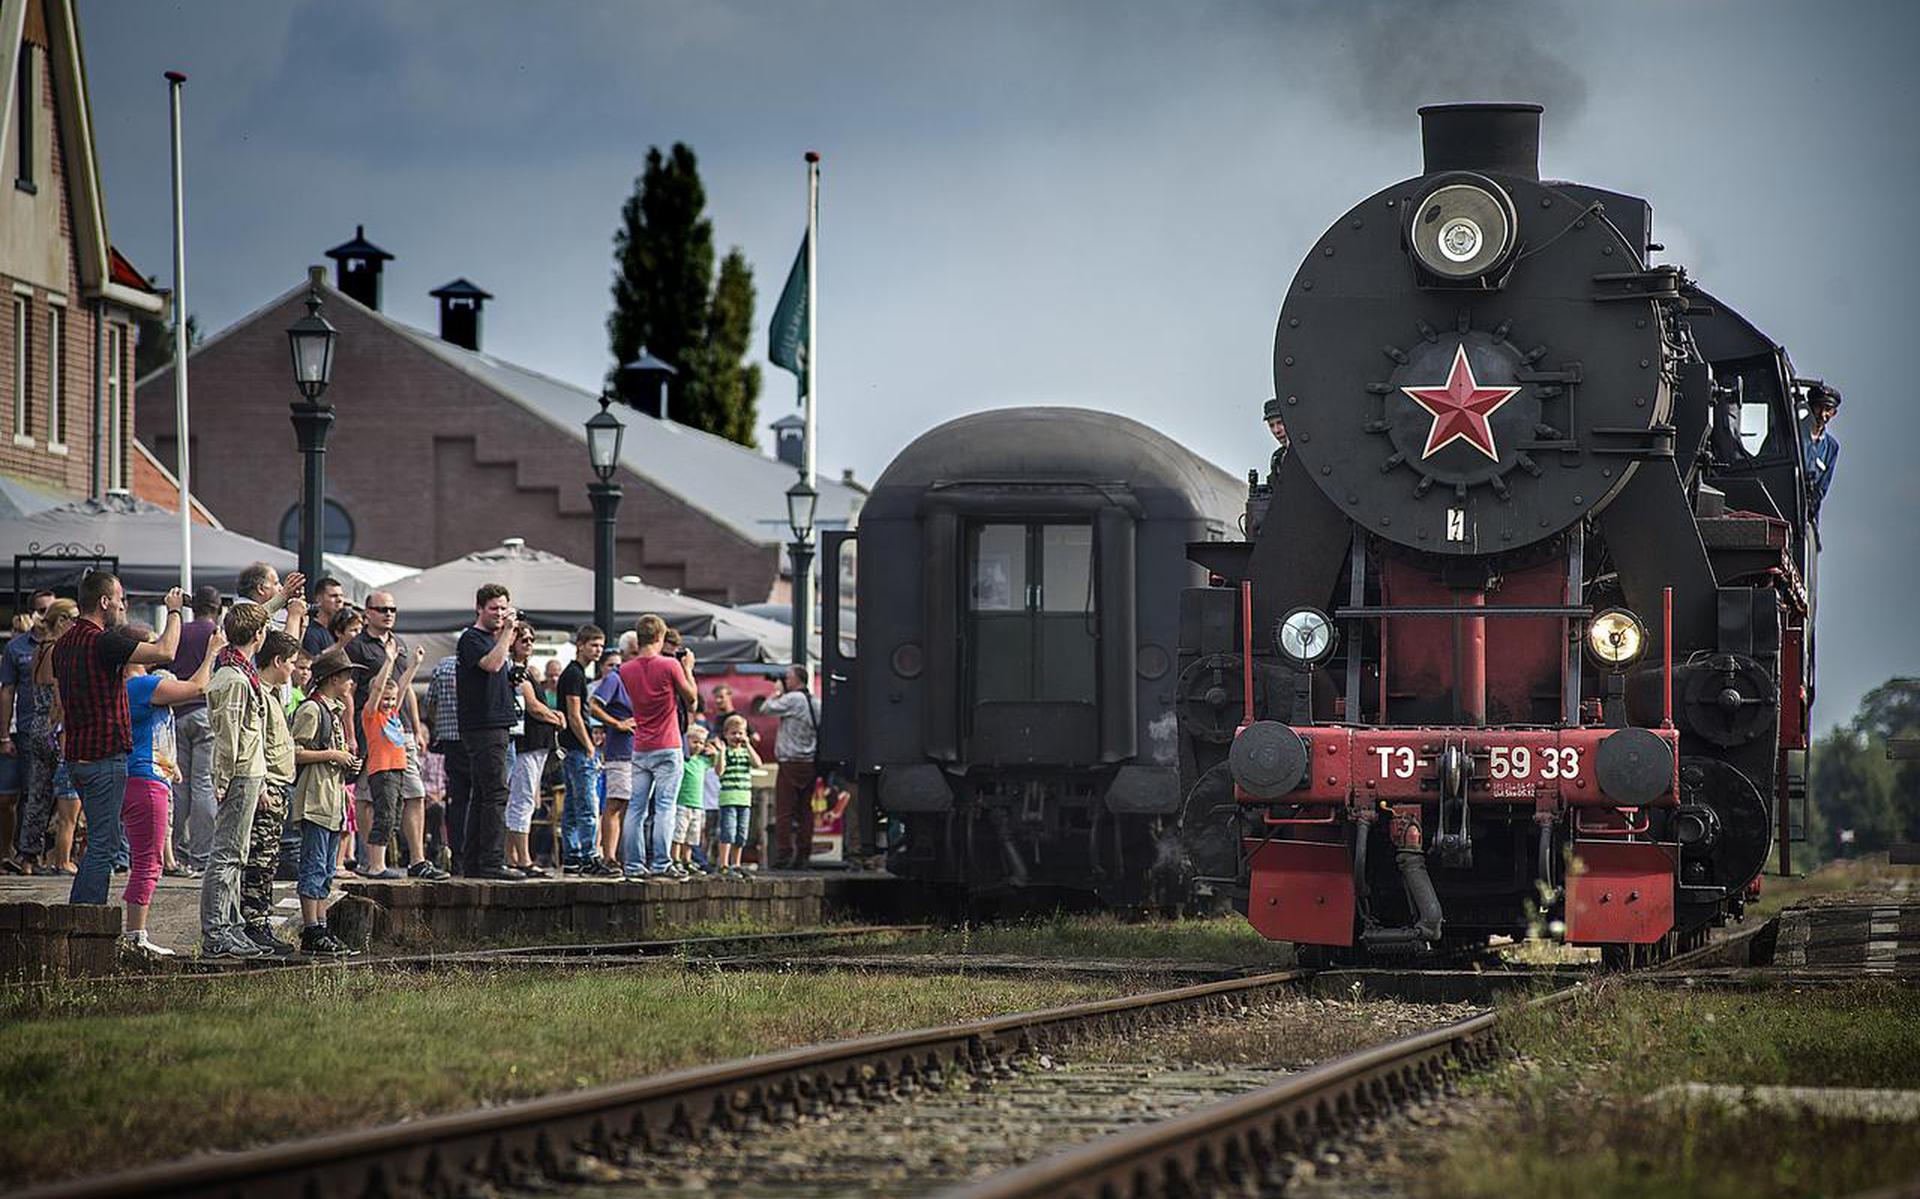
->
<box><xmin>1586</xmin><ymin>609</ymin><xmax>1647</xmax><ymax>668</ymax></box>
<box><xmin>1410</xmin><ymin>179</ymin><xmax>1516</xmax><ymax>280</ymax></box>
<box><xmin>1276</xmin><ymin>606</ymin><xmax>1338</xmax><ymax>669</ymax></box>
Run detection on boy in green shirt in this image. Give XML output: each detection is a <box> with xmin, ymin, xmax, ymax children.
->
<box><xmin>669</xmin><ymin>724</ymin><xmax>719</xmax><ymax>877</ymax></box>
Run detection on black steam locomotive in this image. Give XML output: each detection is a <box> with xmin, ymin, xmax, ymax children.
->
<box><xmin>1175</xmin><ymin>103</ymin><xmax>1820</xmax><ymax>961</ymax></box>
<box><xmin>840</xmin><ymin>407</ymin><xmax>1243</xmax><ymax>906</ymax></box>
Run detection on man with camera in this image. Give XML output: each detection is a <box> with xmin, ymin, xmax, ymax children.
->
<box><xmin>455</xmin><ymin>584</ymin><xmax>522</xmax><ymax>880</ymax></box>
<box><xmin>756</xmin><ymin>664</ymin><xmax>821</xmax><ymax>871</ymax></box>
<box><xmin>615</xmin><ymin>614</ymin><xmax>697</xmax><ymax>881</ymax></box>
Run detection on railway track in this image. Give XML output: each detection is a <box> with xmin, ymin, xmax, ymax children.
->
<box><xmin>12</xmin><ymin>916</ymin><xmax>1801</xmax><ymax>1199</ymax></box>
<box><xmin>15</xmin><ymin>969</ymin><xmax>1321</xmax><ymax>1199</ymax></box>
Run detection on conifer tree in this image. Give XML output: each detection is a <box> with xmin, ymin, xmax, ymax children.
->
<box><xmin>607</xmin><ymin>144</ymin><xmax>760</xmax><ymax>445</ymax></box>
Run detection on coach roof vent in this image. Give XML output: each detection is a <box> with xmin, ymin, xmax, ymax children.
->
<box><xmin>1418</xmin><ymin>102</ymin><xmax>1542</xmax><ymax>181</ymax></box>
<box><xmin>430</xmin><ymin>277</ymin><xmax>493</xmax><ymax>352</ymax></box>
<box><xmin>324</xmin><ymin>225</ymin><xmax>394</xmax><ymax>311</ymax></box>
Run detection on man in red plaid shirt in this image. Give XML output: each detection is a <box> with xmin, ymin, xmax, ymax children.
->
<box><xmin>54</xmin><ymin>572</ymin><xmax>185</xmax><ymax>905</ymax></box>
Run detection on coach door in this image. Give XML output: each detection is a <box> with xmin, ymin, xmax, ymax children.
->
<box><xmin>965</xmin><ymin>521</ymin><xmax>1098</xmax><ymax>763</ymax></box>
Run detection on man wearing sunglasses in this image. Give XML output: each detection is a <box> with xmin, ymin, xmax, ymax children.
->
<box><xmin>344</xmin><ymin>591</ymin><xmax>444</xmax><ymax>880</ymax></box>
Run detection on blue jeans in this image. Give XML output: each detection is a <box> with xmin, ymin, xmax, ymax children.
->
<box><xmin>561</xmin><ymin>749</ymin><xmax>600</xmax><ymax>865</ymax></box>
<box><xmin>298</xmin><ymin>820</ymin><xmax>341</xmax><ymax>902</ymax></box>
<box><xmin>69</xmin><ymin>756</ymin><xmax>128</xmax><ymax>905</ymax></box>
<box><xmin>717</xmin><ymin>804</ymin><xmax>752</xmax><ymax>847</ymax></box>
<box><xmin>621</xmin><ymin>748</ymin><xmax>684</xmax><ymax>875</ymax></box>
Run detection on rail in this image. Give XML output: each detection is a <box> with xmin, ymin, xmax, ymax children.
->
<box><xmin>14</xmin><ymin>970</ymin><xmax>1311</xmax><ymax>1199</ymax></box>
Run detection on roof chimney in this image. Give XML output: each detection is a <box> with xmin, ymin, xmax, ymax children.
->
<box><xmin>615</xmin><ymin>348</ymin><xmax>678</xmax><ymax>420</ymax></box>
<box><xmin>323</xmin><ymin>225</ymin><xmax>393</xmax><ymax>310</ymax></box>
<box><xmin>429</xmin><ymin>278</ymin><xmax>492</xmax><ymax>351</ymax></box>
<box><xmin>1418</xmin><ymin>103</ymin><xmax>1542</xmax><ymax>181</ymax></box>
<box><xmin>771</xmin><ymin>412</ymin><xmax>806</xmax><ymax>468</ymax></box>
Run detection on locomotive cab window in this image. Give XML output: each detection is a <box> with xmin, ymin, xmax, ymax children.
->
<box><xmin>968</xmin><ymin>522</ymin><xmax>1096</xmax><ymax>704</ymax></box>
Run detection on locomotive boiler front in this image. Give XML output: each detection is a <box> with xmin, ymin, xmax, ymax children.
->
<box><xmin>1274</xmin><ymin>102</ymin><xmax>1674</xmax><ymax>558</ymax></box>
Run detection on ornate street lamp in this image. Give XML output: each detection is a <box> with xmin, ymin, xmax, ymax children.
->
<box><xmin>586</xmin><ymin>392</ymin><xmax>626</xmax><ymax>637</ymax></box>
<box><xmin>785</xmin><ymin>476</ymin><xmax>818</xmax><ymax>668</ymax></box>
<box><xmin>286</xmin><ymin>267</ymin><xmax>338</xmax><ymax>583</ymax></box>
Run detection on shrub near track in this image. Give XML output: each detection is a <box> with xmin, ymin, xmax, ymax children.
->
<box><xmin>0</xmin><ymin>967</ymin><xmax>1121</xmax><ymax>1187</ymax></box>
<box><xmin>1426</xmin><ymin>980</ymin><xmax>1920</xmax><ymax>1199</ymax></box>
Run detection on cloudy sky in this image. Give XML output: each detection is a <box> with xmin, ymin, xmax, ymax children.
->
<box><xmin>81</xmin><ymin>0</ymin><xmax>1917</xmax><ymax>727</ymax></box>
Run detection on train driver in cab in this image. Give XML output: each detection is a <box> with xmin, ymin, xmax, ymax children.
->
<box><xmin>1801</xmin><ymin>382</ymin><xmax>1842</xmax><ymax>518</ymax></box>
<box><xmin>1263</xmin><ymin>397</ymin><xmax>1290</xmax><ymax>481</ymax></box>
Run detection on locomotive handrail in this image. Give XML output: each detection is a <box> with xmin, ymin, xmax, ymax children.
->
<box><xmin>1333</xmin><ymin>604</ymin><xmax>1592</xmax><ymax>618</ymax></box>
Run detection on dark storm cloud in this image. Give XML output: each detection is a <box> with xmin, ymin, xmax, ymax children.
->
<box><xmin>76</xmin><ymin>0</ymin><xmax>1920</xmax><ymax>725</ymax></box>
<box><xmin>1304</xmin><ymin>0</ymin><xmax>1589</xmax><ymax>130</ymax></box>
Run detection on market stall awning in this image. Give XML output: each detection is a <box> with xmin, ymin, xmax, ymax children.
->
<box><xmin>382</xmin><ymin>540</ymin><xmax>792</xmax><ymax>665</ymax></box>
<box><xmin>0</xmin><ymin>495</ymin><xmax>412</xmax><ymax>604</ymax></box>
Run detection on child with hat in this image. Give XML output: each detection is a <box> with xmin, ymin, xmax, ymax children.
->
<box><xmin>290</xmin><ymin>648</ymin><xmax>364</xmax><ymax>956</ymax></box>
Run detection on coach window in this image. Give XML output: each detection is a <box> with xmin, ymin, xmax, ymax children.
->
<box><xmin>835</xmin><ymin>536</ymin><xmax>857</xmax><ymax>659</ymax></box>
<box><xmin>968</xmin><ymin>521</ymin><xmax>1096</xmax><ymax>703</ymax></box>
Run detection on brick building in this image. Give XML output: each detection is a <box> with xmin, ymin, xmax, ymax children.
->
<box><xmin>0</xmin><ymin>0</ymin><xmax>166</xmax><ymax>514</ymax></box>
<box><xmin>136</xmin><ymin>232</ymin><xmax>861</xmax><ymax>605</ymax></box>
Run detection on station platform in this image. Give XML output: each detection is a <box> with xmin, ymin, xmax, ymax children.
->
<box><xmin>0</xmin><ymin>867</ymin><xmax>909</xmax><ymax>976</ymax></box>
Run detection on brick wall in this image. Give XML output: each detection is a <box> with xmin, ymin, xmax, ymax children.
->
<box><xmin>136</xmin><ymin>289</ymin><xmax>780</xmax><ymax>603</ymax></box>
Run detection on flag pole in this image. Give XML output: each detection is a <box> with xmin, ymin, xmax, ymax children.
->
<box><xmin>801</xmin><ymin>151</ymin><xmax>819</xmax><ymax>660</ymax></box>
<box><xmin>803</xmin><ymin>151</ymin><xmax>818</xmax><ymax>491</ymax></box>
<box><xmin>166</xmin><ymin>70</ymin><xmax>192</xmax><ymax>588</ymax></box>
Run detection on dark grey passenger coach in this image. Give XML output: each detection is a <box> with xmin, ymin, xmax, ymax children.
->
<box><xmin>835</xmin><ymin>407</ymin><xmax>1243</xmax><ymax>904</ymax></box>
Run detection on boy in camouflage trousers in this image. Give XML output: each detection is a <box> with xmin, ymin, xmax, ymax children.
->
<box><xmin>241</xmin><ymin>630</ymin><xmax>300</xmax><ymax>954</ymax></box>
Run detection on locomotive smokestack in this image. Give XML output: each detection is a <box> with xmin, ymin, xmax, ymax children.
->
<box><xmin>1419</xmin><ymin>102</ymin><xmax>1542</xmax><ymax>180</ymax></box>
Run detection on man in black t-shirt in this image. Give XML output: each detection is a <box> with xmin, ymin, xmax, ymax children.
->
<box><xmin>555</xmin><ymin>623</ymin><xmax>607</xmax><ymax>873</ymax></box>
<box><xmin>455</xmin><ymin>583</ymin><xmax>519</xmax><ymax>879</ymax></box>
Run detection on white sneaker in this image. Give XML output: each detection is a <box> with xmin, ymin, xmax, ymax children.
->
<box><xmin>122</xmin><ymin>931</ymin><xmax>177</xmax><ymax>959</ymax></box>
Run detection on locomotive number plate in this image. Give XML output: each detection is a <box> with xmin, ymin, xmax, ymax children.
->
<box><xmin>1487</xmin><ymin>745</ymin><xmax>1581</xmax><ymax>797</ymax></box>
<box><xmin>1358</xmin><ymin>743</ymin><xmax>1584</xmax><ymax>796</ymax></box>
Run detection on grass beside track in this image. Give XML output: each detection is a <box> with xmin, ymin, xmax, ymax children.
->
<box><xmin>812</xmin><ymin>913</ymin><xmax>1289</xmax><ymax>966</ymax></box>
<box><xmin>0</xmin><ymin>966</ymin><xmax>1123</xmax><ymax>1188</ymax></box>
<box><xmin>1423</xmin><ymin>979</ymin><xmax>1920</xmax><ymax>1199</ymax></box>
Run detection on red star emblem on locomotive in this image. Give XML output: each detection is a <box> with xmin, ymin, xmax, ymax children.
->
<box><xmin>1399</xmin><ymin>344</ymin><xmax>1521</xmax><ymax>461</ymax></box>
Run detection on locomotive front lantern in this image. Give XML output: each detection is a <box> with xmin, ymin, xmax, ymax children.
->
<box><xmin>1586</xmin><ymin>608</ymin><xmax>1647</xmax><ymax>668</ymax></box>
<box><xmin>1276</xmin><ymin>606</ymin><xmax>1338</xmax><ymax>669</ymax></box>
<box><xmin>1409</xmin><ymin>177</ymin><xmax>1516</xmax><ymax>281</ymax></box>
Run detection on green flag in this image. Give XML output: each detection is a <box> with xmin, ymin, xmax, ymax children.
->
<box><xmin>768</xmin><ymin>233</ymin><xmax>807</xmax><ymax>394</ymax></box>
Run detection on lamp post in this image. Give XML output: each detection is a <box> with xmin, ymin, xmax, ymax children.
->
<box><xmin>785</xmin><ymin>476</ymin><xmax>818</xmax><ymax>669</ymax></box>
<box><xmin>286</xmin><ymin>267</ymin><xmax>338</xmax><ymax>585</ymax></box>
<box><xmin>585</xmin><ymin>392</ymin><xmax>626</xmax><ymax>637</ymax></box>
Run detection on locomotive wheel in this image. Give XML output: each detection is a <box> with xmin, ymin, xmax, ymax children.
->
<box><xmin>1600</xmin><ymin>931</ymin><xmax>1679</xmax><ymax>972</ymax></box>
<box><xmin>1678</xmin><ymin>757</ymin><xmax>1772</xmax><ymax>896</ymax></box>
<box><xmin>1172</xmin><ymin>764</ymin><xmax>1244</xmax><ymax>886</ymax></box>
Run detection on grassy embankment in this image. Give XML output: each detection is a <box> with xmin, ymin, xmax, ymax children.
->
<box><xmin>812</xmin><ymin>913</ymin><xmax>1289</xmax><ymax>967</ymax></box>
<box><xmin>0</xmin><ymin>967</ymin><xmax>1121</xmax><ymax>1188</ymax></box>
<box><xmin>1424</xmin><ymin>978</ymin><xmax>1920</xmax><ymax>1199</ymax></box>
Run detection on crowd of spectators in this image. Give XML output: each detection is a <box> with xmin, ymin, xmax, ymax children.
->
<box><xmin>0</xmin><ymin>561</ymin><xmax>830</xmax><ymax>961</ymax></box>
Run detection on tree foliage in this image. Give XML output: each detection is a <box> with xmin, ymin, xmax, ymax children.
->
<box><xmin>606</xmin><ymin>143</ymin><xmax>760</xmax><ymax>446</ymax></box>
<box><xmin>1805</xmin><ymin>675</ymin><xmax>1920</xmax><ymax>862</ymax></box>
<box><xmin>133</xmin><ymin>283</ymin><xmax>199</xmax><ymax>380</ymax></box>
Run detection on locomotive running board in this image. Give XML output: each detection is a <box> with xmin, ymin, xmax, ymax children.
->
<box><xmin>1246</xmin><ymin>839</ymin><xmax>1356</xmax><ymax>947</ymax></box>
<box><xmin>1565</xmin><ymin>841</ymin><xmax>1678</xmax><ymax>945</ymax></box>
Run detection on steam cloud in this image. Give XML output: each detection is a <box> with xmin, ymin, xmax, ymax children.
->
<box><xmin>1306</xmin><ymin>0</ymin><xmax>1590</xmax><ymax>131</ymax></box>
